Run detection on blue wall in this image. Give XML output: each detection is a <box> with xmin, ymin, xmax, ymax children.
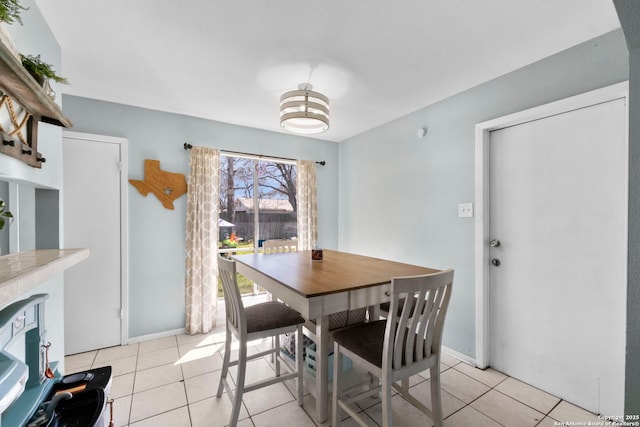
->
<box><xmin>338</xmin><ymin>29</ymin><xmax>629</xmax><ymax>358</ymax></box>
<box><xmin>60</xmin><ymin>98</ymin><xmax>340</xmax><ymax>338</ymax></box>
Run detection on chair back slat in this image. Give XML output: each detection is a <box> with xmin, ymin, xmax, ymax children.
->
<box><xmin>218</xmin><ymin>255</ymin><xmax>245</xmax><ymax>333</ymax></box>
<box><xmin>422</xmin><ymin>287</ymin><xmax>441</xmax><ymax>359</ymax></box>
<box><xmin>385</xmin><ymin>269</ymin><xmax>453</xmax><ymax>371</ymax></box>
<box><xmin>263</xmin><ymin>239</ymin><xmax>298</xmax><ymax>254</ymax></box>
<box><xmin>392</xmin><ymin>290</ymin><xmax>410</xmax><ymax>368</ymax></box>
<box><xmin>413</xmin><ymin>289</ymin><xmax>430</xmax><ymax>361</ymax></box>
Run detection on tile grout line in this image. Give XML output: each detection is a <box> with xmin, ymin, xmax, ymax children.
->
<box><xmin>125</xmin><ymin>342</ymin><xmax>140</xmax><ymax>426</ymax></box>
<box><xmin>445</xmin><ymin>364</ymin><xmax>507</xmax><ymax>427</ymax></box>
<box><xmin>125</xmin><ymin>336</ymin><xmax>191</xmax><ymax>426</ymax></box>
<box><xmin>448</xmin><ymin>365</ymin><xmax>561</xmax><ymax>427</ymax></box>
<box><xmin>175</xmin><ymin>335</ymin><xmax>196</xmax><ymax>427</ymax></box>
<box><xmin>448</xmin><ymin>362</ymin><xmax>584</xmax><ymax>425</ymax></box>
<box><xmin>81</xmin><ymin>331</ymin><xmax>591</xmax><ymax>427</ymax></box>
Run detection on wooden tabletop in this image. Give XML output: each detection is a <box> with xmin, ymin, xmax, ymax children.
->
<box><xmin>233</xmin><ymin>250</ymin><xmax>439</xmax><ymax>298</ymax></box>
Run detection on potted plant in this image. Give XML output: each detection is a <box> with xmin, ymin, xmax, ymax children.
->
<box><xmin>0</xmin><ymin>0</ymin><xmax>27</xmax><ymax>59</ymax></box>
<box><xmin>0</xmin><ymin>0</ymin><xmax>27</xmax><ymax>26</ymax></box>
<box><xmin>0</xmin><ymin>199</ymin><xmax>13</xmax><ymax>230</ymax></box>
<box><xmin>20</xmin><ymin>54</ymin><xmax>68</xmax><ymax>86</ymax></box>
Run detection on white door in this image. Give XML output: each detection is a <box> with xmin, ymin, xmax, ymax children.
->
<box><xmin>63</xmin><ymin>132</ymin><xmax>128</xmax><ymax>355</ymax></box>
<box><xmin>485</xmin><ymin>92</ymin><xmax>627</xmax><ymax>415</ymax></box>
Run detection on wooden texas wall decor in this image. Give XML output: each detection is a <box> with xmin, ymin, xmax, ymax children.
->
<box><xmin>129</xmin><ymin>159</ymin><xmax>187</xmax><ymax>210</ymax></box>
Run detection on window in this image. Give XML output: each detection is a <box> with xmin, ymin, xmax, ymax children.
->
<box><xmin>218</xmin><ymin>154</ymin><xmax>297</xmax><ymax>255</ymax></box>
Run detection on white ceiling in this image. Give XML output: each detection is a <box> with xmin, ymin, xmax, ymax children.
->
<box><xmin>35</xmin><ymin>0</ymin><xmax>621</xmax><ymax>142</ymax></box>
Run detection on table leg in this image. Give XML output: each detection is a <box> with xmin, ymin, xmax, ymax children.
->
<box><xmin>315</xmin><ymin>315</ymin><xmax>329</xmax><ymax>423</ymax></box>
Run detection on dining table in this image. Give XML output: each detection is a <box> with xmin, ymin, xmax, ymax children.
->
<box><xmin>232</xmin><ymin>249</ymin><xmax>440</xmax><ymax>422</ymax></box>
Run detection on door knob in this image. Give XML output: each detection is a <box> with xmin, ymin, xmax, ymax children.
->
<box><xmin>491</xmin><ymin>258</ymin><xmax>501</xmax><ymax>267</ymax></box>
<box><xmin>489</xmin><ymin>239</ymin><xmax>501</xmax><ymax>247</ymax></box>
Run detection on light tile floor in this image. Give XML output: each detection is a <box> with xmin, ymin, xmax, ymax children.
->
<box><xmin>65</xmin><ymin>296</ymin><xmax>602</xmax><ymax>427</ymax></box>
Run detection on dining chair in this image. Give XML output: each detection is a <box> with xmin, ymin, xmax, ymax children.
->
<box><xmin>263</xmin><ymin>239</ymin><xmax>298</xmax><ymax>254</ymax></box>
<box><xmin>378</xmin><ymin>297</ymin><xmax>417</xmax><ymax>318</ymax></box>
<box><xmin>331</xmin><ymin>269</ymin><xmax>454</xmax><ymax>427</ymax></box>
<box><xmin>258</xmin><ymin>239</ymin><xmax>297</xmax><ymax>294</ymax></box>
<box><xmin>262</xmin><ymin>239</ymin><xmax>299</xmax><ymax>357</ymax></box>
<box><xmin>216</xmin><ymin>255</ymin><xmax>306</xmax><ymax>427</ymax></box>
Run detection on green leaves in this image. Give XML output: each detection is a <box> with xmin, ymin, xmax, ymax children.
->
<box><xmin>0</xmin><ymin>199</ymin><xmax>13</xmax><ymax>230</ymax></box>
<box><xmin>0</xmin><ymin>0</ymin><xmax>28</xmax><ymax>26</ymax></box>
<box><xmin>20</xmin><ymin>54</ymin><xmax>68</xmax><ymax>84</ymax></box>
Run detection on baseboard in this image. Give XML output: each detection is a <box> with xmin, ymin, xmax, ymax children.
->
<box><xmin>127</xmin><ymin>327</ymin><xmax>186</xmax><ymax>344</ymax></box>
<box><xmin>442</xmin><ymin>345</ymin><xmax>476</xmax><ymax>367</ymax></box>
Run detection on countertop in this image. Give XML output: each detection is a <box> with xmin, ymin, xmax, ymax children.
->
<box><xmin>0</xmin><ymin>249</ymin><xmax>90</xmax><ymax>307</ymax></box>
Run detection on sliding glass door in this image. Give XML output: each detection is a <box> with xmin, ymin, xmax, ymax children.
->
<box><xmin>218</xmin><ymin>154</ymin><xmax>298</xmax><ymax>293</ymax></box>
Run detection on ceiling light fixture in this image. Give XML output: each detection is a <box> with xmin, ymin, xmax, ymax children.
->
<box><xmin>280</xmin><ymin>83</ymin><xmax>329</xmax><ymax>134</ymax></box>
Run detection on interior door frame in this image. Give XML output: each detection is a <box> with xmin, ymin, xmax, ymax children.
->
<box><xmin>474</xmin><ymin>81</ymin><xmax>629</xmax><ymax>369</ymax></box>
<box><xmin>63</xmin><ymin>130</ymin><xmax>129</xmax><ymax>346</ymax></box>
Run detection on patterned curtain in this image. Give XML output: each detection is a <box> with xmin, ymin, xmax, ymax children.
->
<box><xmin>296</xmin><ymin>160</ymin><xmax>318</xmax><ymax>250</ymax></box>
<box><xmin>185</xmin><ymin>146</ymin><xmax>220</xmax><ymax>334</ymax></box>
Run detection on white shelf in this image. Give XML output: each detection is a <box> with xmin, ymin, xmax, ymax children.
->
<box><xmin>0</xmin><ymin>40</ymin><xmax>71</xmax><ymax>128</ymax></box>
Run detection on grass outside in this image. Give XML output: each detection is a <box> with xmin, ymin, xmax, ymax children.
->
<box><xmin>217</xmin><ymin>242</ymin><xmax>264</xmax><ymax>297</ymax></box>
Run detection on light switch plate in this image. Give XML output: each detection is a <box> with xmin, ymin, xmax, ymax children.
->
<box><xmin>458</xmin><ymin>203</ymin><xmax>473</xmax><ymax>218</ymax></box>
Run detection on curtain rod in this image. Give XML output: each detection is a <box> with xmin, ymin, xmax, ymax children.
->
<box><xmin>183</xmin><ymin>143</ymin><xmax>326</xmax><ymax>166</ymax></box>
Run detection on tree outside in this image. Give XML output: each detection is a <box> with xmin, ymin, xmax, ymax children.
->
<box><xmin>218</xmin><ymin>155</ymin><xmax>298</xmax><ymax>296</ymax></box>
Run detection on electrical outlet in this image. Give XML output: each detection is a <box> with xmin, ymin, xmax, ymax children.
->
<box><xmin>458</xmin><ymin>203</ymin><xmax>473</xmax><ymax>218</ymax></box>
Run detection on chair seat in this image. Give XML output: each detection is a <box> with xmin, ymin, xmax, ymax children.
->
<box><xmin>333</xmin><ymin>319</ymin><xmax>430</xmax><ymax>369</ymax></box>
<box><xmin>245</xmin><ymin>301</ymin><xmax>305</xmax><ymax>333</ymax></box>
<box><xmin>332</xmin><ymin>320</ymin><xmax>386</xmax><ymax>367</ymax></box>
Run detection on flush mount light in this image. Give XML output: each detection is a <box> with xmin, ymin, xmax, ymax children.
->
<box><xmin>280</xmin><ymin>83</ymin><xmax>329</xmax><ymax>134</ymax></box>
